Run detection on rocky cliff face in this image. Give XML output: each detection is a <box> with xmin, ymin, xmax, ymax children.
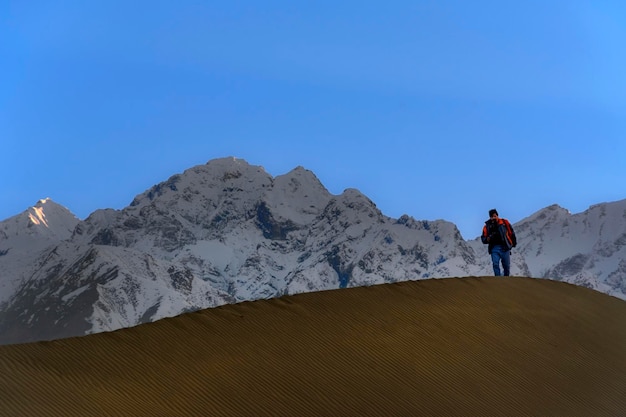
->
<box><xmin>1</xmin><ymin>157</ymin><xmax>624</xmax><ymax>344</ymax></box>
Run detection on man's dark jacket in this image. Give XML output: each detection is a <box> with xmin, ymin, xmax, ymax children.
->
<box><xmin>481</xmin><ymin>218</ymin><xmax>517</xmax><ymax>254</ymax></box>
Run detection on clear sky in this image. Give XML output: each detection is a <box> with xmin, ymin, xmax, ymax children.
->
<box><xmin>2</xmin><ymin>1</ymin><xmax>625</xmax><ymax>239</ymax></box>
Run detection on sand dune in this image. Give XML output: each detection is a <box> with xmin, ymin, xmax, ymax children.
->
<box><xmin>1</xmin><ymin>276</ymin><xmax>625</xmax><ymax>416</ymax></box>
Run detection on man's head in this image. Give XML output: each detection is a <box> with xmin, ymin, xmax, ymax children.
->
<box><xmin>489</xmin><ymin>209</ymin><xmax>499</xmax><ymax>220</ymax></box>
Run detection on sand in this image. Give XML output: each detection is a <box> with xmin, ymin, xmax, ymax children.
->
<box><xmin>1</xmin><ymin>276</ymin><xmax>625</xmax><ymax>416</ymax></box>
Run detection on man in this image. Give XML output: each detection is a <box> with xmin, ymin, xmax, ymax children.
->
<box><xmin>481</xmin><ymin>209</ymin><xmax>517</xmax><ymax>276</ymax></box>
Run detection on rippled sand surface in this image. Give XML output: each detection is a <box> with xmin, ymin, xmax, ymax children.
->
<box><xmin>1</xmin><ymin>276</ymin><xmax>625</xmax><ymax>416</ymax></box>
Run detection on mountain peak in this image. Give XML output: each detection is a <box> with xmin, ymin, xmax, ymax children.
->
<box><xmin>29</xmin><ymin>198</ymin><xmax>60</xmax><ymax>227</ymax></box>
<box><xmin>204</xmin><ymin>156</ymin><xmax>262</xmax><ymax>173</ymax></box>
<box><xmin>27</xmin><ymin>198</ymin><xmax>79</xmax><ymax>236</ymax></box>
<box><xmin>0</xmin><ymin>198</ymin><xmax>80</xmax><ymax>306</ymax></box>
<box><xmin>0</xmin><ymin>198</ymin><xmax>79</xmax><ymax>238</ymax></box>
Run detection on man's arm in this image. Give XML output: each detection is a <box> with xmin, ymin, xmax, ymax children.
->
<box><xmin>481</xmin><ymin>225</ymin><xmax>490</xmax><ymax>244</ymax></box>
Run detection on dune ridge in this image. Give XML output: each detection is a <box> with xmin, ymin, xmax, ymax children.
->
<box><xmin>1</xmin><ymin>276</ymin><xmax>625</xmax><ymax>416</ymax></box>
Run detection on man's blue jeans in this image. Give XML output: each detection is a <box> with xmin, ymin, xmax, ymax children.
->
<box><xmin>491</xmin><ymin>245</ymin><xmax>511</xmax><ymax>276</ymax></box>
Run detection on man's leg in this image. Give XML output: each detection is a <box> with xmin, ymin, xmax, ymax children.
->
<box><xmin>501</xmin><ymin>250</ymin><xmax>511</xmax><ymax>276</ymax></box>
<box><xmin>491</xmin><ymin>247</ymin><xmax>502</xmax><ymax>276</ymax></box>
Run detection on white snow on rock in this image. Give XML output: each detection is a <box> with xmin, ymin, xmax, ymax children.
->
<box><xmin>1</xmin><ymin>157</ymin><xmax>624</xmax><ymax>344</ymax></box>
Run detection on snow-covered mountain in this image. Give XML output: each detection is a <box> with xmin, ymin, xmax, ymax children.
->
<box><xmin>512</xmin><ymin>202</ymin><xmax>626</xmax><ymax>296</ymax></box>
<box><xmin>1</xmin><ymin>157</ymin><xmax>624</xmax><ymax>344</ymax></box>
<box><xmin>0</xmin><ymin>198</ymin><xmax>79</xmax><ymax>305</ymax></box>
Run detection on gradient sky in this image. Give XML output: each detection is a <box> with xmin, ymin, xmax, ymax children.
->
<box><xmin>2</xmin><ymin>1</ymin><xmax>625</xmax><ymax>239</ymax></box>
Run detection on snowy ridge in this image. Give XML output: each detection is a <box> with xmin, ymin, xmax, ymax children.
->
<box><xmin>0</xmin><ymin>157</ymin><xmax>624</xmax><ymax>344</ymax></box>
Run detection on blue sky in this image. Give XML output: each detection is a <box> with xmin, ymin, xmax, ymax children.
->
<box><xmin>2</xmin><ymin>1</ymin><xmax>625</xmax><ymax>239</ymax></box>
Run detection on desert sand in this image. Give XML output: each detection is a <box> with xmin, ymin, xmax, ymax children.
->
<box><xmin>1</xmin><ymin>276</ymin><xmax>625</xmax><ymax>416</ymax></box>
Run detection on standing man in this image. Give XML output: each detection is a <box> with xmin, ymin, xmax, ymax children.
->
<box><xmin>481</xmin><ymin>209</ymin><xmax>517</xmax><ymax>276</ymax></box>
